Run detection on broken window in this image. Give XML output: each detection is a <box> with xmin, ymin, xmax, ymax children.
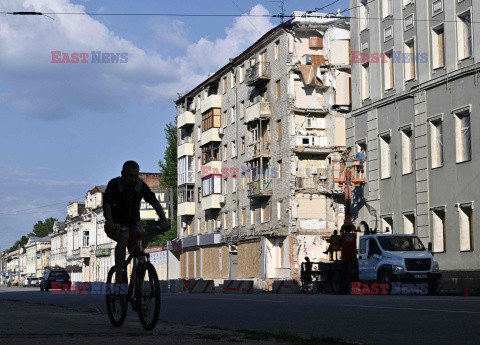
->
<box><xmin>429</xmin><ymin>118</ymin><xmax>443</xmax><ymax>168</ymax></box>
<box><xmin>404</xmin><ymin>40</ymin><xmax>415</xmax><ymax>81</ymax></box>
<box><xmin>455</xmin><ymin>110</ymin><xmax>471</xmax><ymax>163</ymax></box>
<box><xmin>457</xmin><ymin>11</ymin><xmax>472</xmax><ymax>61</ymax></box>
<box><xmin>432</xmin><ymin>26</ymin><xmax>445</xmax><ymax>69</ymax></box>
<box><xmin>383</xmin><ymin>51</ymin><xmax>394</xmax><ymax>90</ymax></box>
<box><xmin>379</xmin><ymin>133</ymin><xmax>391</xmax><ymax>178</ymax></box>
<box><xmin>400</xmin><ymin>127</ymin><xmax>413</xmax><ymax>175</ymax></box>
<box><xmin>381</xmin><ymin>215</ymin><xmax>393</xmax><ymax>233</ymax></box>
<box><xmin>202</xmin><ymin>143</ymin><xmax>220</xmax><ymax>164</ymax></box>
<box><xmin>459</xmin><ymin>204</ymin><xmax>473</xmax><ymax>251</ymax></box>
<box><xmin>432</xmin><ymin>208</ymin><xmax>446</xmax><ymax>253</ymax></box>
<box><xmin>361</xmin><ymin>63</ymin><xmax>370</xmax><ymax>99</ymax></box>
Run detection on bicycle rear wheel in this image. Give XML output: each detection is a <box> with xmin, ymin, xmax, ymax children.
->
<box><xmin>106</xmin><ymin>265</ymin><xmax>128</xmax><ymax>327</ymax></box>
<box><xmin>135</xmin><ymin>262</ymin><xmax>160</xmax><ymax>330</ymax></box>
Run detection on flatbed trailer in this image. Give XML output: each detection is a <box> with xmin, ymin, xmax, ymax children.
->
<box><xmin>301</xmin><ymin>260</ymin><xmax>359</xmax><ymax>294</ymax></box>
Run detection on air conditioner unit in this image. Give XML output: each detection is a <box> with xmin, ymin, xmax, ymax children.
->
<box><xmin>303</xmin><ymin>54</ymin><xmax>313</xmax><ymax>65</ymax></box>
<box><xmin>219</xmin><ymin>127</ymin><xmax>225</xmax><ymax>135</ymax></box>
<box><xmin>216</xmin><ymin>221</ymin><xmax>222</xmax><ymax>229</ymax></box>
<box><xmin>220</xmin><ymin>195</ymin><xmax>226</xmax><ymax>204</ymax></box>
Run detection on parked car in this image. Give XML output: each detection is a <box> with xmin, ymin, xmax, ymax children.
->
<box><xmin>40</xmin><ymin>270</ymin><xmax>71</xmax><ymax>291</ymax></box>
<box><xmin>23</xmin><ymin>277</ymin><xmax>31</xmax><ymax>287</ymax></box>
<box><xmin>29</xmin><ymin>277</ymin><xmax>40</xmax><ymax>287</ymax></box>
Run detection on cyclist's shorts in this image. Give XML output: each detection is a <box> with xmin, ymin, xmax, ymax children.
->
<box><xmin>104</xmin><ymin>224</ymin><xmax>138</xmax><ymax>253</ymax></box>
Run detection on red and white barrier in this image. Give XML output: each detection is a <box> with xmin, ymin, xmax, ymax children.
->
<box><xmin>272</xmin><ymin>280</ymin><xmax>300</xmax><ymax>294</ymax></box>
<box><xmin>223</xmin><ymin>280</ymin><xmax>254</xmax><ymax>294</ymax></box>
<box><xmin>189</xmin><ymin>279</ymin><xmax>216</xmax><ymax>293</ymax></box>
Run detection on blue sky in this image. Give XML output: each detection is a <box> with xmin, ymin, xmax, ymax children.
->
<box><xmin>0</xmin><ymin>0</ymin><xmax>350</xmax><ymax>250</ymax></box>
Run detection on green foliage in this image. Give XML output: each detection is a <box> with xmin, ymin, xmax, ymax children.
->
<box><xmin>8</xmin><ymin>235</ymin><xmax>28</xmax><ymax>252</ymax></box>
<box><xmin>155</xmin><ymin>119</ymin><xmax>178</xmax><ymax>247</ymax></box>
<box><xmin>29</xmin><ymin>217</ymin><xmax>58</xmax><ymax>238</ymax></box>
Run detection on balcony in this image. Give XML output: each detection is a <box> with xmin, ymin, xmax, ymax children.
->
<box><xmin>295</xmin><ymin>176</ymin><xmax>327</xmax><ymax>190</ymax></box>
<box><xmin>178</xmin><ymin>111</ymin><xmax>195</xmax><ymax>128</ymax></box>
<box><xmin>245</xmin><ymin>102</ymin><xmax>271</xmax><ymax>124</ymax></box>
<box><xmin>202</xmin><ymin>160</ymin><xmax>222</xmax><ymax>175</ymax></box>
<box><xmin>201</xmin><ymin>128</ymin><xmax>221</xmax><ymax>146</ymax></box>
<box><xmin>178</xmin><ymin>202</ymin><xmax>196</xmax><ymax>216</ymax></box>
<box><xmin>80</xmin><ymin>247</ymin><xmax>90</xmax><ymax>258</ymax></box>
<box><xmin>200</xmin><ymin>94</ymin><xmax>222</xmax><ymax>114</ymax></box>
<box><xmin>178</xmin><ymin>143</ymin><xmax>194</xmax><ymax>158</ymax></box>
<box><xmin>246</xmin><ymin>141</ymin><xmax>271</xmax><ymax>161</ymax></box>
<box><xmin>201</xmin><ymin>194</ymin><xmax>222</xmax><ymax>211</ymax></box>
<box><xmin>245</xmin><ymin>62</ymin><xmax>271</xmax><ymax>86</ymax></box>
<box><xmin>247</xmin><ymin>178</ymin><xmax>273</xmax><ymax>197</ymax></box>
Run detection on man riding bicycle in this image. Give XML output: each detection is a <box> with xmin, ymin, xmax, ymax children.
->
<box><xmin>103</xmin><ymin>161</ymin><xmax>171</xmax><ymax>284</ymax></box>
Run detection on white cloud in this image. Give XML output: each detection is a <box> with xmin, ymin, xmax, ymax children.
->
<box><xmin>0</xmin><ymin>1</ymin><xmax>274</xmax><ymax>118</ymax></box>
<box><xmin>153</xmin><ymin>19</ymin><xmax>190</xmax><ymax>48</ymax></box>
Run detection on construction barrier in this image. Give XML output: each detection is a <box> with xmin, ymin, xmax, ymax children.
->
<box><xmin>272</xmin><ymin>280</ymin><xmax>300</xmax><ymax>294</ymax></box>
<box><xmin>169</xmin><ymin>279</ymin><xmax>190</xmax><ymax>293</ymax></box>
<box><xmin>189</xmin><ymin>279</ymin><xmax>216</xmax><ymax>293</ymax></box>
<box><xmin>222</xmin><ymin>280</ymin><xmax>254</xmax><ymax>294</ymax></box>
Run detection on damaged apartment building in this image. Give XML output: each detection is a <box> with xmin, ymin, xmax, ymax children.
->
<box><xmin>171</xmin><ymin>12</ymin><xmax>351</xmax><ymax>288</ymax></box>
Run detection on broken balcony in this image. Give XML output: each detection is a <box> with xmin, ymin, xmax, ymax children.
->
<box><xmin>245</xmin><ymin>102</ymin><xmax>271</xmax><ymax>124</ymax></box>
<box><xmin>245</xmin><ymin>62</ymin><xmax>271</xmax><ymax>86</ymax></box>
<box><xmin>247</xmin><ymin>178</ymin><xmax>273</xmax><ymax>197</ymax></box>
<box><xmin>246</xmin><ymin>140</ymin><xmax>271</xmax><ymax>161</ymax></box>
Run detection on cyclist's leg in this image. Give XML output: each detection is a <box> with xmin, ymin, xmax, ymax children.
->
<box><xmin>115</xmin><ymin>231</ymin><xmax>129</xmax><ymax>283</ymax></box>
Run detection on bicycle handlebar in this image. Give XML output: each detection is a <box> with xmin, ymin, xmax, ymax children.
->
<box><xmin>121</xmin><ymin>225</ymin><xmax>164</xmax><ymax>232</ymax></box>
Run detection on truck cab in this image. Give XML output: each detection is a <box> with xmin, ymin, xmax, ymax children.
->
<box><xmin>358</xmin><ymin>234</ymin><xmax>441</xmax><ymax>290</ymax></box>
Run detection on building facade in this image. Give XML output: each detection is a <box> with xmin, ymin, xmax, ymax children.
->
<box><xmin>174</xmin><ymin>12</ymin><xmax>351</xmax><ymax>288</ymax></box>
<box><xmin>349</xmin><ymin>0</ymin><xmax>480</xmax><ymax>287</ymax></box>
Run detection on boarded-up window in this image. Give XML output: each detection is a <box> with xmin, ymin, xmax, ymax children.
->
<box><xmin>362</xmin><ymin>64</ymin><xmax>369</xmax><ymax>99</ymax></box>
<box><xmin>383</xmin><ymin>51</ymin><xmax>394</xmax><ymax>90</ymax></box>
<box><xmin>400</xmin><ymin>127</ymin><xmax>413</xmax><ymax>175</ymax></box>
<box><xmin>432</xmin><ymin>209</ymin><xmax>446</xmax><ymax>253</ymax></box>
<box><xmin>382</xmin><ymin>0</ymin><xmax>392</xmax><ymax>18</ymax></box>
<box><xmin>277</xmin><ymin>200</ymin><xmax>283</xmax><ymax>220</ymax></box>
<box><xmin>202</xmin><ymin>108</ymin><xmax>221</xmax><ymax>132</ymax></box>
<box><xmin>261</xmin><ymin>203</ymin><xmax>270</xmax><ymax>223</ymax></box>
<box><xmin>274</xmin><ymin>40</ymin><xmax>280</xmax><ymax>60</ymax></box>
<box><xmin>277</xmin><ymin>120</ymin><xmax>282</xmax><ymax>140</ymax></box>
<box><xmin>239</xmin><ymin>65</ymin><xmax>245</xmax><ymax>83</ymax></box>
<box><xmin>432</xmin><ymin>26</ymin><xmax>445</xmax><ymax>69</ymax></box>
<box><xmin>222</xmin><ymin>76</ymin><xmax>227</xmax><ymax>94</ymax></box>
<box><xmin>224</xmin><ymin>212</ymin><xmax>229</xmax><ymax>229</ymax></box>
<box><xmin>405</xmin><ymin>40</ymin><xmax>415</xmax><ymax>81</ymax></box>
<box><xmin>429</xmin><ymin>118</ymin><xmax>443</xmax><ymax>168</ymax></box>
<box><xmin>277</xmin><ymin>160</ymin><xmax>282</xmax><ymax>179</ymax></box>
<box><xmin>308</xmin><ymin>36</ymin><xmax>323</xmax><ymax>49</ymax></box>
<box><xmin>241</xmin><ymin>136</ymin><xmax>245</xmax><ymax>154</ymax></box>
<box><xmin>242</xmin><ymin>208</ymin><xmax>246</xmax><ymax>226</ymax></box>
<box><xmin>359</xmin><ymin>1</ymin><xmax>368</xmax><ymax>31</ymax></box>
<box><xmin>379</xmin><ymin>133</ymin><xmax>391</xmax><ymax>178</ymax></box>
<box><xmin>276</xmin><ymin>80</ymin><xmax>281</xmax><ymax>100</ymax></box>
<box><xmin>251</xmin><ymin>208</ymin><xmax>256</xmax><ymax>225</ymax></box>
<box><xmin>457</xmin><ymin>11</ymin><xmax>472</xmax><ymax>61</ymax></box>
<box><xmin>232</xmin><ymin>210</ymin><xmax>237</xmax><ymax>227</ymax></box>
<box><xmin>459</xmin><ymin>204</ymin><xmax>473</xmax><ymax>251</ymax></box>
<box><xmin>455</xmin><ymin>110</ymin><xmax>471</xmax><ymax>163</ymax></box>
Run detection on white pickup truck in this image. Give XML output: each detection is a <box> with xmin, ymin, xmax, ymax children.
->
<box><xmin>315</xmin><ymin>233</ymin><xmax>442</xmax><ymax>294</ymax></box>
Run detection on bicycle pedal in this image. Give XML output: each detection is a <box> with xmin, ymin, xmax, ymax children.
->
<box><xmin>141</xmin><ymin>304</ymin><xmax>149</xmax><ymax>317</ymax></box>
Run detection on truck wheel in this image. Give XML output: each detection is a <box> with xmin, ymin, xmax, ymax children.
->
<box><xmin>378</xmin><ymin>270</ymin><xmax>392</xmax><ymax>294</ymax></box>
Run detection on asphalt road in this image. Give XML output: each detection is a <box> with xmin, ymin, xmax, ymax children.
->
<box><xmin>1</xmin><ymin>286</ymin><xmax>480</xmax><ymax>345</ymax></box>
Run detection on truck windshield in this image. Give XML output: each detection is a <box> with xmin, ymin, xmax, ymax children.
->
<box><xmin>377</xmin><ymin>236</ymin><xmax>425</xmax><ymax>251</ymax></box>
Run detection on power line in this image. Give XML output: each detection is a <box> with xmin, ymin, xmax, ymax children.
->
<box><xmin>2</xmin><ymin>11</ymin><xmax>287</xmax><ymax>18</ymax></box>
<box><xmin>0</xmin><ymin>198</ymin><xmax>82</xmax><ymax>216</ymax></box>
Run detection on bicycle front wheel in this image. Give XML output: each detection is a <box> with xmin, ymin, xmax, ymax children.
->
<box><xmin>106</xmin><ymin>265</ymin><xmax>128</xmax><ymax>327</ymax></box>
<box><xmin>135</xmin><ymin>262</ymin><xmax>160</xmax><ymax>330</ymax></box>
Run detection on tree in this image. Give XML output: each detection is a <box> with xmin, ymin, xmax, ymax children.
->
<box><xmin>29</xmin><ymin>217</ymin><xmax>58</xmax><ymax>238</ymax></box>
<box><xmin>8</xmin><ymin>235</ymin><xmax>28</xmax><ymax>252</ymax></box>
<box><xmin>147</xmin><ymin>120</ymin><xmax>178</xmax><ymax>247</ymax></box>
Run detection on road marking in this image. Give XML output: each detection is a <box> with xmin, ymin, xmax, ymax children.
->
<box><xmin>341</xmin><ymin>304</ymin><xmax>480</xmax><ymax>314</ymax></box>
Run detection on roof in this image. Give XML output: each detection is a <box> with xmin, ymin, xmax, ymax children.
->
<box><xmin>27</xmin><ymin>236</ymin><xmax>51</xmax><ymax>244</ymax></box>
<box><xmin>88</xmin><ymin>185</ymin><xmax>106</xmax><ymax>194</ymax></box>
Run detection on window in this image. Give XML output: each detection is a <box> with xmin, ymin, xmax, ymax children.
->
<box><xmin>202</xmin><ymin>108</ymin><xmax>221</xmax><ymax>131</ymax></box>
<box><xmin>361</xmin><ymin>63</ymin><xmax>370</xmax><ymax>99</ymax></box>
<box><xmin>432</xmin><ymin>208</ymin><xmax>446</xmax><ymax>253</ymax></box>
<box><xmin>404</xmin><ymin>14</ymin><xmax>414</xmax><ymax>30</ymax></box>
<box><xmin>239</xmin><ymin>100</ymin><xmax>244</xmax><ymax>119</ymax></box>
<box><xmin>232</xmin><ymin>210</ymin><xmax>237</xmax><ymax>227</ymax></box>
<box><xmin>232</xmin><ymin>176</ymin><xmax>237</xmax><ymax>193</ymax></box>
<box><xmin>454</xmin><ymin>109</ymin><xmax>471</xmax><ymax>163</ymax></box>
<box><xmin>277</xmin><ymin>160</ymin><xmax>282</xmax><ymax>179</ymax></box>
<box><xmin>178</xmin><ymin>185</ymin><xmax>195</xmax><ymax>203</ymax></box>
<box><xmin>381</xmin><ymin>215</ymin><xmax>393</xmax><ymax>233</ymax></box>
<box><xmin>379</xmin><ymin>133</ymin><xmax>391</xmax><ymax>178</ymax></box>
<box><xmin>230</xmin><ymin>71</ymin><xmax>235</xmax><ymax>88</ymax></box>
<box><xmin>178</xmin><ymin>156</ymin><xmax>194</xmax><ymax>185</ymax></box>
<box><xmin>231</xmin><ymin>106</ymin><xmax>236</xmax><ymax>124</ymax></box>
<box><xmin>432</xmin><ymin>26</ymin><xmax>445</xmax><ymax>69</ymax></box>
<box><xmin>261</xmin><ymin>203</ymin><xmax>270</xmax><ymax>223</ymax></box>
<box><xmin>459</xmin><ymin>204</ymin><xmax>473</xmax><ymax>251</ymax></box>
<box><xmin>429</xmin><ymin>118</ymin><xmax>444</xmax><ymax>168</ymax></box>
<box><xmin>222</xmin><ymin>76</ymin><xmax>227</xmax><ymax>94</ymax></box>
<box><xmin>242</xmin><ymin>172</ymin><xmax>246</xmax><ymax>189</ymax></box>
<box><xmin>202</xmin><ymin>175</ymin><xmax>222</xmax><ymax>196</ymax></box>
<box><xmin>277</xmin><ymin>120</ymin><xmax>282</xmax><ymax>140</ymax></box>
<box><xmin>197</xmin><ymin>187</ymin><xmax>201</xmax><ymax>203</ymax></box>
<box><xmin>403</xmin><ymin>213</ymin><xmax>415</xmax><ymax>234</ymax></box>
<box><xmin>457</xmin><ymin>11</ymin><xmax>472</xmax><ymax>61</ymax></box>
<box><xmin>260</xmin><ymin>88</ymin><xmax>268</xmax><ymax>102</ymax></box>
<box><xmin>239</xmin><ymin>65</ymin><xmax>245</xmax><ymax>83</ymax></box>
<box><xmin>82</xmin><ymin>231</ymin><xmax>89</xmax><ymax>247</ymax></box>
<box><xmin>383</xmin><ymin>51</ymin><xmax>394</xmax><ymax>90</ymax></box>
<box><xmin>197</xmin><ymin>218</ymin><xmax>202</xmax><ymax>235</ymax></box>
<box><xmin>223</xmin><ymin>212</ymin><xmax>229</xmax><ymax>228</ymax></box>
<box><xmin>276</xmin><ymin>80</ymin><xmax>281</xmax><ymax>100</ymax></box>
<box><xmin>198</xmin><ymin>156</ymin><xmax>201</xmax><ymax>172</ymax></box>
<box><xmin>359</xmin><ymin>1</ymin><xmax>368</xmax><ymax>31</ymax></box>
<box><xmin>432</xmin><ymin>0</ymin><xmax>442</xmax><ymax>15</ymax></box>
<box><xmin>202</xmin><ymin>143</ymin><xmax>221</xmax><ymax>164</ymax></box>
<box><xmin>403</xmin><ymin>0</ymin><xmax>413</xmax><ymax>7</ymax></box>
<box><xmin>400</xmin><ymin>127</ymin><xmax>413</xmax><ymax>174</ymax></box>
<box><xmin>359</xmin><ymin>239</ymin><xmax>367</xmax><ymax>254</ymax></box>
<box><xmin>197</xmin><ymin>125</ymin><xmax>201</xmax><ymax>141</ymax></box>
<box><xmin>274</xmin><ymin>40</ymin><xmax>280</xmax><ymax>60</ymax></box>
<box><xmin>241</xmin><ymin>136</ymin><xmax>245</xmax><ymax>155</ymax></box>
<box><xmin>205</xmin><ymin>219</ymin><xmax>209</xmax><ymax>233</ymax></box>
<box><xmin>223</xmin><ymin>178</ymin><xmax>228</xmax><ymax>195</ymax></box>
<box><xmin>250</xmin><ymin>208</ymin><xmax>255</xmax><ymax>225</ymax></box>
<box><xmin>222</xmin><ymin>111</ymin><xmax>227</xmax><ymax>128</ymax></box>
<box><xmin>223</xmin><ymin>144</ymin><xmax>228</xmax><ymax>161</ymax></box>
<box><xmin>242</xmin><ymin>208</ymin><xmax>246</xmax><ymax>226</ymax></box>
<box><xmin>382</xmin><ymin>0</ymin><xmax>392</xmax><ymax>18</ymax></box>
<box><xmin>277</xmin><ymin>200</ymin><xmax>283</xmax><ymax>220</ymax></box>
<box><xmin>405</xmin><ymin>40</ymin><xmax>415</xmax><ymax>81</ymax></box>
<box><xmin>369</xmin><ymin>238</ymin><xmax>382</xmax><ymax>255</ymax></box>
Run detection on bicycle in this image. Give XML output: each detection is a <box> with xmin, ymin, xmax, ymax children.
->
<box><xmin>106</xmin><ymin>225</ymin><xmax>163</xmax><ymax>330</ymax></box>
